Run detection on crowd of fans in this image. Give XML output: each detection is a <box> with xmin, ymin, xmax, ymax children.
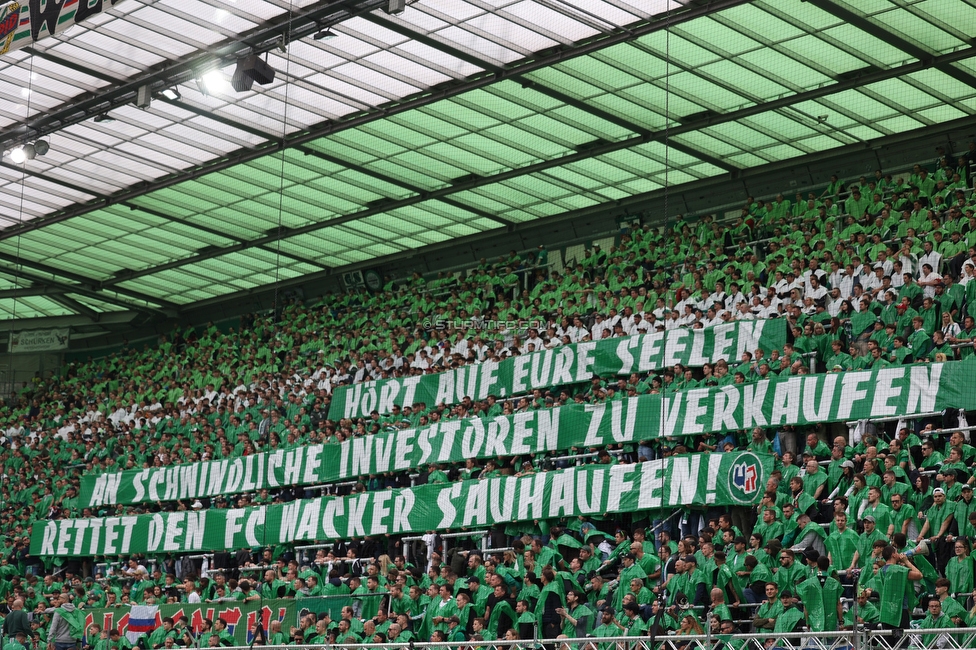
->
<box><xmin>3</xmin><ymin>148</ymin><xmax>976</xmax><ymax>648</ymax></box>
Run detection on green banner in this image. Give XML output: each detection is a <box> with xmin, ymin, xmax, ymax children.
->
<box><xmin>82</xmin><ymin>598</ymin><xmax>296</xmax><ymax>645</ymax></box>
<box><xmin>329</xmin><ymin>320</ymin><xmax>787</xmax><ymax>419</ymax></box>
<box><xmin>37</xmin><ymin>452</ymin><xmax>773</xmax><ymax>557</ymax></box>
<box><xmin>81</xmin><ymin>359</ymin><xmax>976</xmax><ymax>510</ymax></box>
<box><xmin>36</xmin><ymin>506</ymin><xmax>268</xmax><ymax>557</ymax></box>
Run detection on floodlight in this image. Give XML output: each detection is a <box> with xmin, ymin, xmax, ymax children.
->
<box><xmin>196</xmin><ymin>70</ymin><xmax>228</xmax><ymax>96</ymax></box>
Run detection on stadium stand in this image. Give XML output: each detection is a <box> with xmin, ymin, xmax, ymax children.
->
<box><xmin>4</xmin><ymin>153</ymin><xmax>976</xmax><ymax>650</ymax></box>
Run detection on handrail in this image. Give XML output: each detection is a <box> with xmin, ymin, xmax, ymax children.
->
<box><xmin>846</xmin><ymin>410</ymin><xmax>943</xmax><ymax>427</ymax></box>
<box><xmin>917</xmin><ymin>424</ymin><xmax>976</xmax><ymax>437</ymax></box>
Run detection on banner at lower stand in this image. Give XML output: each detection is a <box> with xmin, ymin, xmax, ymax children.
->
<box><xmin>82</xmin><ymin>599</ymin><xmax>296</xmax><ymax>646</ymax></box>
<box><xmin>38</xmin><ymin>452</ymin><xmax>774</xmax><ymax>556</ymax></box>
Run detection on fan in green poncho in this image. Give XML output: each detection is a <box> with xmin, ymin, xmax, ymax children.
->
<box><xmin>557</xmin><ymin>589</ymin><xmax>594</xmax><ymax>637</ymax></box>
<box><xmin>533</xmin><ymin>568</ymin><xmax>566</xmax><ymax>639</ymax></box>
<box><xmin>707</xmin><ymin>587</ymin><xmax>733</xmax><ymax>633</ymax></box>
<box><xmin>841</xmin><ymin>590</ymin><xmax>880</xmax><ymax>628</ymax></box>
<box><xmin>945</xmin><ymin>544</ymin><xmax>974</xmax><ymax>608</ymax></box>
<box><xmin>934</xmin><ymin>578</ymin><xmax>969</xmax><ymax>625</ymax></box>
<box><xmin>918</xmin><ymin>599</ymin><xmax>955</xmax><ymax>648</ymax></box>
<box><xmin>796</xmin><ymin>557</ymin><xmax>843</xmax><ymax>632</ymax></box>
<box><xmin>352</xmin><ymin>576</ymin><xmax>386</xmax><ymax>620</ymax></box>
<box><xmin>514</xmin><ymin>600</ymin><xmax>537</xmax><ymax>640</ymax></box>
<box><xmin>825</xmin><ymin>511</ymin><xmax>860</xmax><ymax>573</ymax></box>
<box><xmin>612</xmin><ymin>554</ymin><xmax>647</xmax><ymax>610</ymax></box>
<box><xmin>863</xmin><ymin>546</ymin><xmax>924</xmax><ymax>628</ymax></box>
<box><xmin>423</xmin><ymin>585</ymin><xmax>457</xmax><ymax>636</ymax></box>
<box><xmin>486</xmin><ymin>591</ymin><xmax>517</xmax><ymax>639</ymax></box>
<box><xmin>146</xmin><ymin>619</ymin><xmax>178</xmax><ymax>649</ymax></box>
<box><xmin>3</xmin><ymin>631</ymin><xmax>27</xmax><ymax>650</ymax></box>
<box><xmin>856</xmin><ymin>516</ymin><xmax>889</xmax><ymax>567</ymax></box>
<box><xmin>773</xmin><ymin>550</ymin><xmax>809</xmax><ymax>595</ymax></box>
<box><xmin>590</xmin><ymin>609</ymin><xmax>622</xmax><ymax>650</ymax></box>
<box><xmin>771</xmin><ymin>591</ymin><xmax>804</xmax><ymax>646</ymax></box>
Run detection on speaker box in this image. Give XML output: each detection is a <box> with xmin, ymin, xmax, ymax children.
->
<box><xmin>232</xmin><ymin>55</ymin><xmax>276</xmax><ymax>92</ymax></box>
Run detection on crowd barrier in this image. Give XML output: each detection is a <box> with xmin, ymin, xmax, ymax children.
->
<box><xmin>185</xmin><ymin>628</ymin><xmax>976</xmax><ymax>650</ymax></box>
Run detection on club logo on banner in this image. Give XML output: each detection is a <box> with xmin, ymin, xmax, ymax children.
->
<box><xmin>729</xmin><ymin>452</ymin><xmax>761</xmax><ymax>503</ymax></box>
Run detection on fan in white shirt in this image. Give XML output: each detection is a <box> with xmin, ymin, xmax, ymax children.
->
<box><xmin>918</xmin><ymin>264</ymin><xmax>943</xmax><ymax>298</ymax></box>
<box><xmin>566</xmin><ymin>318</ymin><xmax>588</xmax><ymax>342</ymax></box>
<box><xmin>826</xmin><ymin>288</ymin><xmax>845</xmax><ymax>317</ymax></box>
<box><xmin>725</xmin><ymin>286</ymin><xmax>747</xmax><ymax>311</ymax></box>
<box><xmin>663</xmin><ymin>311</ymin><xmax>681</xmax><ymax>330</ymax></box>
<box><xmin>590</xmin><ymin>315</ymin><xmax>609</xmax><ymax>341</ymax></box>
<box><xmin>618</xmin><ymin>310</ymin><xmax>635</xmax><ymax>333</ymax></box>
<box><xmin>450</xmin><ymin>336</ymin><xmax>470</xmax><ymax>357</ymax></box>
<box><xmin>803</xmin><ymin>276</ymin><xmax>828</xmax><ymax>301</ymax></box>
<box><xmin>860</xmin><ymin>269</ymin><xmax>883</xmax><ymax>296</ymax></box>
<box><xmin>756</xmin><ymin>299</ymin><xmax>781</xmax><ymax>320</ymax></box>
<box><xmin>918</xmin><ymin>242</ymin><xmax>942</xmax><ymax>276</ymax></box>
<box><xmin>632</xmin><ymin>314</ymin><xmax>651</xmax><ymax>334</ymax></box>
<box><xmin>522</xmin><ymin>331</ymin><xmax>545</xmax><ymax>352</ymax></box>
<box><xmin>874</xmin><ymin>253</ymin><xmax>893</xmax><ymax>277</ymax></box>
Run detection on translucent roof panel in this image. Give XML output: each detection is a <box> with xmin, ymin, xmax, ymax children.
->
<box><xmin>0</xmin><ymin>297</ymin><xmax>77</xmax><ymax>320</ymax></box>
<box><xmin>0</xmin><ymin>0</ymin><xmax>689</xmax><ymax>239</ymax></box>
<box><xmin>2</xmin><ymin>0</ymin><xmax>976</xmax><ymax>317</ymax></box>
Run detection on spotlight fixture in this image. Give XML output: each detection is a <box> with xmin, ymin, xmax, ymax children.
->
<box><xmin>313</xmin><ymin>28</ymin><xmax>337</xmax><ymax>40</ymax></box>
<box><xmin>159</xmin><ymin>88</ymin><xmax>181</xmax><ymax>101</ymax></box>
<box><xmin>5</xmin><ymin>140</ymin><xmax>50</xmax><ymax>163</ymax></box>
<box><xmin>93</xmin><ymin>113</ymin><xmax>115</xmax><ymax>123</ymax></box>
<box><xmin>231</xmin><ymin>54</ymin><xmax>276</xmax><ymax>93</ymax></box>
<box><xmin>196</xmin><ymin>70</ymin><xmax>228</xmax><ymax>96</ymax></box>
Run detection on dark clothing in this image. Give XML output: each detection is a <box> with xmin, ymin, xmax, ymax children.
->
<box><xmin>3</xmin><ymin>609</ymin><xmax>30</xmax><ymax>638</ymax></box>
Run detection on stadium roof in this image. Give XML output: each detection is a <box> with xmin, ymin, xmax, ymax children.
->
<box><xmin>0</xmin><ymin>0</ymin><xmax>975</xmax><ymax>320</ymax></box>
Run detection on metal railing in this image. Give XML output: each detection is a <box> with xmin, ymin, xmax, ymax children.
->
<box><xmin>402</xmin><ymin>530</ymin><xmax>492</xmax><ymax>569</ymax></box>
<box><xmin>846</xmin><ymin>410</ymin><xmax>944</xmax><ymax>427</ymax></box>
<box><xmin>205</xmin><ymin>627</ymin><xmax>976</xmax><ymax>650</ymax></box>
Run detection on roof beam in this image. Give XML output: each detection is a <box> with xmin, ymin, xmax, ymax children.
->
<box><xmin>0</xmin><ymin>0</ymin><xmax>754</xmax><ymax>244</ymax></box>
<box><xmin>0</xmin><ymin>251</ymin><xmax>178</xmax><ymax>310</ymax></box>
<box><xmin>94</xmin><ymin>43</ymin><xmax>976</xmax><ymax>286</ymax></box>
<box><xmin>0</xmin><ymin>310</ymin><xmax>138</xmax><ymax>332</ymax></box>
<box><xmin>47</xmin><ymin>293</ymin><xmax>100</xmax><ymax>321</ymax></box>
<box><xmin>803</xmin><ymin>0</ymin><xmax>976</xmax><ymax>90</ymax></box>
<box><xmin>22</xmin><ymin>47</ymin><xmax>122</xmax><ymax>85</ymax></box>
<box><xmin>0</xmin><ymin>161</ymin><xmax>102</xmax><ymax>202</ymax></box>
<box><xmin>0</xmin><ymin>285</ymin><xmax>64</xmax><ymax>299</ymax></box>
<box><xmin>0</xmin><ymin>260</ymin><xmax>175</xmax><ymax>316</ymax></box>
